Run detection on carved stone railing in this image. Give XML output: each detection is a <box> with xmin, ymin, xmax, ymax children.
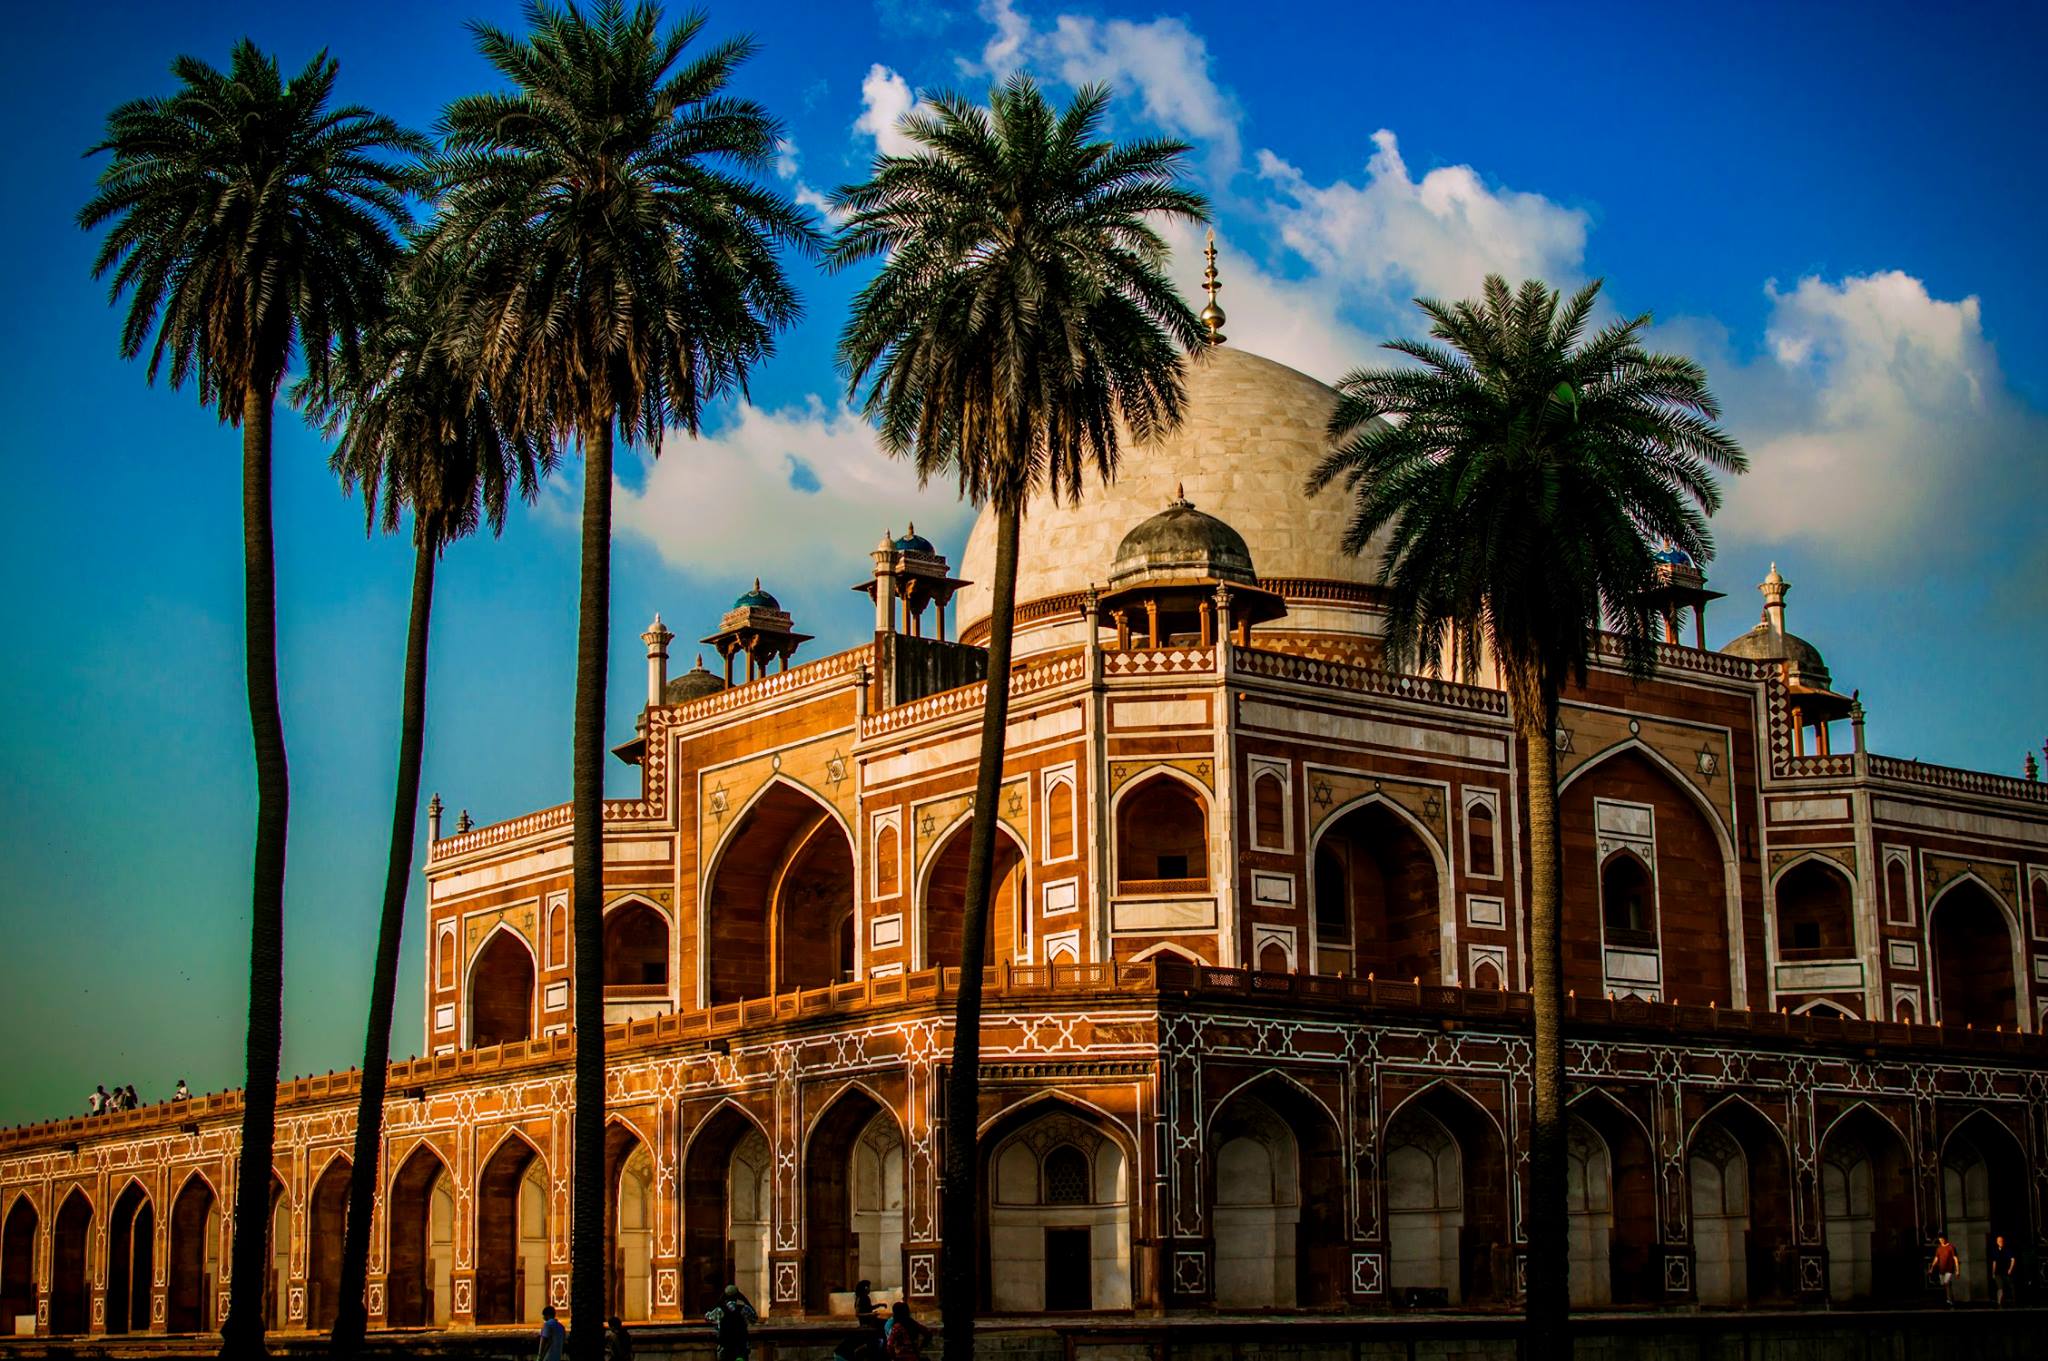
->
<box><xmin>1102</xmin><ymin>646</ymin><xmax>1214</xmax><ymax>676</ymax></box>
<box><xmin>1232</xmin><ymin>646</ymin><xmax>1510</xmax><ymax>715</ymax></box>
<box><xmin>859</xmin><ymin>649</ymin><xmax>1088</xmax><ymax>739</ymax></box>
<box><xmin>1593</xmin><ymin>632</ymin><xmax>1764</xmax><ymax>682</ymax></box>
<box><xmin>1868</xmin><ymin>754</ymin><xmax>2048</xmax><ymax>805</ymax></box>
<box><xmin>1780</xmin><ymin>754</ymin><xmax>1857</xmax><ymax>780</ymax></box>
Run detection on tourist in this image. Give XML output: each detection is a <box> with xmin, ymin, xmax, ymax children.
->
<box><xmin>852</xmin><ymin>1278</ymin><xmax>873</xmax><ymax>1319</ymax></box>
<box><xmin>1992</xmin><ymin>1234</ymin><xmax>2017</xmax><ymax>1306</ymax></box>
<box><xmin>535</xmin><ymin>1304</ymin><xmax>565</xmax><ymax>1361</ymax></box>
<box><xmin>604</xmin><ymin>1314</ymin><xmax>632</xmax><ymax>1361</ymax></box>
<box><xmin>88</xmin><ymin>1085</ymin><xmax>107</xmax><ymax>1116</ymax></box>
<box><xmin>173</xmin><ymin>1079</ymin><xmax>191</xmax><ymax>1101</ymax></box>
<box><xmin>883</xmin><ymin>1301</ymin><xmax>929</xmax><ymax>1360</ymax></box>
<box><xmin>705</xmin><ymin>1283</ymin><xmax>756</xmax><ymax>1361</ymax></box>
<box><xmin>831</xmin><ymin>1316</ymin><xmax>884</xmax><ymax>1361</ymax></box>
<box><xmin>1932</xmin><ymin>1234</ymin><xmax>1959</xmax><ymax>1305</ymax></box>
<box><xmin>124</xmin><ymin>1084</ymin><xmax>140</xmax><ymax>1110</ymax></box>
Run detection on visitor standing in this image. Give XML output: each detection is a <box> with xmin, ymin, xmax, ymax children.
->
<box><xmin>124</xmin><ymin>1084</ymin><xmax>140</xmax><ymax>1110</ymax></box>
<box><xmin>1933</xmin><ymin>1234</ymin><xmax>1959</xmax><ymax>1306</ymax></box>
<box><xmin>883</xmin><ymin>1301</ymin><xmax>930</xmax><ymax>1360</ymax></box>
<box><xmin>535</xmin><ymin>1304</ymin><xmax>565</xmax><ymax>1361</ymax></box>
<box><xmin>705</xmin><ymin>1284</ymin><xmax>756</xmax><ymax>1361</ymax></box>
<box><xmin>88</xmin><ymin>1086</ymin><xmax>107</xmax><ymax>1116</ymax></box>
<box><xmin>1992</xmin><ymin>1234</ymin><xmax>2017</xmax><ymax>1306</ymax></box>
<box><xmin>852</xmin><ymin>1278</ymin><xmax>873</xmax><ymax>1319</ymax></box>
<box><xmin>605</xmin><ymin>1314</ymin><xmax>633</xmax><ymax>1361</ymax></box>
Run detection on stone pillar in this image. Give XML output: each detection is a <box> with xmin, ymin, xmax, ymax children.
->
<box><xmin>901</xmin><ymin>1056</ymin><xmax>940</xmax><ymax>1306</ymax></box>
<box><xmin>1652</xmin><ymin>1072</ymin><xmax>1697</xmax><ymax>1302</ymax></box>
<box><xmin>641</xmin><ymin>615</ymin><xmax>673</xmax><ymax>706</ymax></box>
<box><xmin>1347</xmin><ymin>1048</ymin><xmax>1387</xmax><ymax>1307</ymax></box>
<box><xmin>450</xmin><ymin>1123</ymin><xmax>477</xmax><ymax>1326</ymax></box>
<box><xmin>651</xmin><ymin>1095</ymin><xmax>682</xmax><ymax>1320</ymax></box>
<box><xmin>769</xmin><ymin>1073</ymin><xmax>802</xmax><ymax>1316</ymax></box>
<box><xmin>1788</xmin><ymin>1064</ymin><xmax>1826</xmax><ymax>1304</ymax></box>
<box><xmin>1158</xmin><ymin>1014</ymin><xmax>1213</xmax><ymax>1307</ymax></box>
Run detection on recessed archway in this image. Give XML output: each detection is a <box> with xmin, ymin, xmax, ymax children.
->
<box><xmin>1941</xmin><ymin>1111</ymin><xmax>2028</xmax><ymax>1303</ymax></box>
<box><xmin>1819</xmin><ymin>1106</ymin><xmax>1915</xmax><ymax>1303</ymax></box>
<box><xmin>603</xmin><ymin>900</ymin><xmax>671</xmax><ymax>992</ymax></box>
<box><xmin>1311</xmin><ymin>798</ymin><xmax>1444</xmax><ymax>982</ymax></box>
<box><xmin>1</xmin><ymin>1195</ymin><xmax>40</xmax><ymax>1337</ymax></box>
<box><xmin>803</xmin><ymin>1087</ymin><xmax>905</xmax><ymax>1311</ymax></box>
<box><xmin>1930</xmin><ymin>880</ymin><xmax>2019</xmax><ymax>1029</ymax></box>
<box><xmin>1687</xmin><ymin>1099</ymin><xmax>1793</xmax><ymax>1306</ymax></box>
<box><xmin>703</xmin><ymin>780</ymin><xmax>855</xmax><ymax>1002</ymax></box>
<box><xmin>981</xmin><ymin>1098</ymin><xmax>1133</xmax><ymax>1313</ymax></box>
<box><xmin>305</xmin><ymin>1159</ymin><xmax>350</xmax><ymax>1331</ymax></box>
<box><xmin>468</xmin><ymin>927</ymin><xmax>536</xmax><ymax>1048</ymax></box>
<box><xmin>1567</xmin><ymin>1091</ymin><xmax>1659</xmax><ymax>1305</ymax></box>
<box><xmin>385</xmin><ymin>1145</ymin><xmax>455</xmax><ymax>1328</ymax></box>
<box><xmin>1381</xmin><ymin>1083</ymin><xmax>1509</xmax><ymax>1305</ymax></box>
<box><xmin>1208</xmin><ymin>1075</ymin><xmax>1345</xmax><ymax>1308</ymax></box>
<box><xmin>605</xmin><ymin>1123</ymin><xmax>655</xmax><ymax>1323</ymax></box>
<box><xmin>106</xmin><ymin>1179</ymin><xmax>154</xmax><ymax>1334</ymax></box>
<box><xmin>167</xmin><ymin>1174</ymin><xmax>221</xmax><ymax>1333</ymax></box>
<box><xmin>1774</xmin><ymin>858</ymin><xmax>1857</xmax><ymax>960</ymax></box>
<box><xmin>1114</xmin><ymin>772</ymin><xmax>1210</xmax><ymax>893</ymax></box>
<box><xmin>680</xmin><ymin>1105</ymin><xmax>773</xmax><ymax>1316</ymax></box>
<box><xmin>48</xmin><ymin>1187</ymin><xmax>91</xmax><ymax>1336</ymax></box>
<box><xmin>921</xmin><ymin>817</ymin><xmax>1027</xmax><ymax>969</ymax></box>
<box><xmin>475</xmin><ymin>1134</ymin><xmax>549</xmax><ymax>1325</ymax></box>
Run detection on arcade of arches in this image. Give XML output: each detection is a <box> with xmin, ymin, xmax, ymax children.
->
<box><xmin>704</xmin><ymin>784</ymin><xmax>856</xmax><ymax>1003</ymax></box>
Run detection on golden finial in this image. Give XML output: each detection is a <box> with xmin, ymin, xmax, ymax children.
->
<box><xmin>1199</xmin><ymin>227</ymin><xmax>1226</xmax><ymax>345</ymax></box>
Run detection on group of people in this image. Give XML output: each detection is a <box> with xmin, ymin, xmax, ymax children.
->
<box><xmin>86</xmin><ymin>1079</ymin><xmax>192</xmax><ymax>1115</ymax></box>
<box><xmin>533</xmin><ymin>1282</ymin><xmax>932</xmax><ymax>1361</ymax></box>
<box><xmin>1930</xmin><ymin>1232</ymin><xmax>2022</xmax><ymax>1307</ymax></box>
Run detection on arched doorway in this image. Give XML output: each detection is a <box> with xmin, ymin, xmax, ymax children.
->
<box><xmin>1209</xmin><ymin>1078</ymin><xmax>1345</xmax><ymax>1308</ymax></box>
<box><xmin>1567</xmin><ymin>1093</ymin><xmax>1658</xmax><ymax>1304</ymax></box>
<box><xmin>1930</xmin><ymin>882</ymin><xmax>2018</xmax><ymax>1028</ymax></box>
<box><xmin>704</xmin><ymin>783</ymin><xmax>855</xmax><ymax>1001</ymax></box>
<box><xmin>681</xmin><ymin>1106</ymin><xmax>773</xmax><ymax>1316</ymax></box>
<box><xmin>264</xmin><ymin>1174</ymin><xmax>290</xmax><ymax>1331</ymax></box>
<box><xmin>923</xmin><ymin>818</ymin><xmax>1026</xmax><ymax>969</ymax></box>
<box><xmin>804</xmin><ymin>1089</ymin><xmax>905</xmax><ymax>1311</ymax></box>
<box><xmin>476</xmin><ymin>1135</ymin><xmax>549</xmax><ymax>1325</ymax></box>
<box><xmin>1114</xmin><ymin>774</ymin><xmax>1210</xmax><ymax>893</ymax></box>
<box><xmin>1</xmin><ymin>1195</ymin><xmax>39</xmax><ymax>1336</ymax></box>
<box><xmin>49</xmin><ymin>1187</ymin><xmax>90</xmax><ymax>1335</ymax></box>
<box><xmin>603</xmin><ymin>901</ymin><xmax>671</xmax><ymax>1003</ymax></box>
<box><xmin>469</xmin><ymin>929</ymin><xmax>536</xmax><ymax>1048</ymax></box>
<box><xmin>1942</xmin><ymin>1113</ymin><xmax>2028</xmax><ymax>1303</ymax></box>
<box><xmin>1312</xmin><ymin>800</ymin><xmax>1441</xmax><ymax>982</ymax></box>
<box><xmin>1775</xmin><ymin>859</ymin><xmax>1856</xmax><ymax>960</ymax></box>
<box><xmin>982</xmin><ymin>1102</ymin><xmax>1132</xmax><ymax>1312</ymax></box>
<box><xmin>106</xmin><ymin>1180</ymin><xmax>154</xmax><ymax>1334</ymax></box>
<box><xmin>1819</xmin><ymin>1107</ymin><xmax>1915</xmax><ymax>1303</ymax></box>
<box><xmin>1688</xmin><ymin>1102</ymin><xmax>1793</xmax><ymax>1306</ymax></box>
<box><xmin>605</xmin><ymin>1125</ymin><xmax>654</xmax><ymax>1323</ymax></box>
<box><xmin>1382</xmin><ymin>1085</ymin><xmax>1508</xmax><ymax>1305</ymax></box>
<box><xmin>306</xmin><ymin>1159</ymin><xmax>349</xmax><ymax>1330</ymax></box>
<box><xmin>167</xmin><ymin>1175</ymin><xmax>220</xmax><ymax>1333</ymax></box>
<box><xmin>385</xmin><ymin>1146</ymin><xmax>455</xmax><ymax>1327</ymax></box>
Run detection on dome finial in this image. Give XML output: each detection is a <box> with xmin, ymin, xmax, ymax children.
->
<box><xmin>1199</xmin><ymin>227</ymin><xmax>1226</xmax><ymax>345</ymax></box>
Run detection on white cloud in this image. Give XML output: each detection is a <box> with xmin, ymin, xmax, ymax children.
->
<box><xmin>768</xmin><ymin>136</ymin><xmax>843</xmax><ymax>226</ymax></box>
<box><xmin>773</xmin><ymin>137</ymin><xmax>800</xmax><ymax>181</ymax></box>
<box><xmin>967</xmin><ymin>0</ymin><xmax>1240</xmax><ymax>171</ymax></box>
<box><xmin>1257</xmin><ymin>130</ymin><xmax>1589</xmax><ymax>307</ymax></box>
<box><xmin>855</xmin><ymin>64</ymin><xmax>926</xmax><ymax>159</ymax></box>
<box><xmin>1692</xmin><ymin>270</ymin><xmax>2041</xmax><ymax>568</ymax></box>
<box><xmin>610</xmin><ymin>399</ymin><xmax>973</xmax><ymax>583</ymax></box>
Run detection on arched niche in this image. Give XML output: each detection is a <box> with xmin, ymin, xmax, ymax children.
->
<box><xmin>1</xmin><ymin>1195</ymin><xmax>37</xmax><ymax>1335</ymax></box>
<box><xmin>921</xmin><ymin>817</ymin><xmax>1027</xmax><ymax>970</ymax></box>
<box><xmin>1114</xmin><ymin>772</ymin><xmax>1211</xmax><ymax>893</ymax></box>
<box><xmin>1209</xmin><ymin>1076</ymin><xmax>1345</xmax><ymax>1309</ymax></box>
<box><xmin>1687</xmin><ymin>1100</ymin><xmax>1793</xmax><ymax>1306</ymax></box>
<box><xmin>1941</xmin><ymin>1112</ymin><xmax>2029</xmax><ymax>1303</ymax></box>
<box><xmin>803</xmin><ymin>1087</ymin><xmax>905</xmax><ymax>1310</ymax></box>
<box><xmin>1600</xmin><ymin>850</ymin><xmax>1655</xmax><ymax>945</ymax></box>
<box><xmin>603</xmin><ymin>900</ymin><xmax>671</xmax><ymax>990</ymax></box>
<box><xmin>48</xmin><ymin>1187</ymin><xmax>91</xmax><ymax>1336</ymax></box>
<box><xmin>1775</xmin><ymin>858</ymin><xmax>1856</xmax><ymax>960</ymax></box>
<box><xmin>681</xmin><ymin>1106</ymin><xmax>773</xmax><ymax>1317</ymax></box>
<box><xmin>167</xmin><ymin>1174</ymin><xmax>220</xmax><ymax>1334</ymax></box>
<box><xmin>1567</xmin><ymin>1092</ymin><xmax>1659</xmax><ymax>1305</ymax></box>
<box><xmin>1930</xmin><ymin>880</ymin><xmax>2019</xmax><ymax>1029</ymax></box>
<box><xmin>385</xmin><ymin>1145</ymin><xmax>456</xmax><ymax>1327</ymax></box>
<box><xmin>1819</xmin><ymin>1106</ymin><xmax>1915</xmax><ymax>1303</ymax></box>
<box><xmin>1311</xmin><ymin>798</ymin><xmax>1443</xmax><ymax>982</ymax></box>
<box><xmin>475</xmin><ymin>1134</ymin><xmax>549</xmax><ymax>1325</ymax></box>
<box><xmin>605</xmin><ymin>1123</ymin><xmax>655</xmax><ymax>1322</ymax></box>
<box><xmin>106</xmin><ymin>1179</ymin><xmax>154</xmax><ymax>1334</ymax></box>
<box><xmin>1382</xmin><ymin>1084</ymin><xmax>1509</xmax><ymax>1305</ymax></box>
<box><xmin>704</xmin><ymin>781</ymin><xmax>855</xmax><ymax>1002</ymax></box>
<box><xmin>469</xmin><ymin>927</ymin><xmax>537</xmax><ymax>1049</ymax></box>
<box><xmin>982</xmin><ymin>1100</ymin><xmax>1133</xmax><ymax>1313</ymax></box>
<box><xmin>306</xmin><ymin>1161</ymin><xmax>349</xmax><ymax>1330</ymax></box>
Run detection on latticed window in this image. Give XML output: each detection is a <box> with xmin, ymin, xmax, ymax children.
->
<box><xmin>1043</xmin><ymin>1145</ymin><xmax>1091</xmax><ymax>1204</ymax></box>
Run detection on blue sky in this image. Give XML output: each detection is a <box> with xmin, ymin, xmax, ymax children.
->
<box><xmin>2</xmin><ymin>0</ymin><xmax>2043</xmax><ymax>1125</ymax></box>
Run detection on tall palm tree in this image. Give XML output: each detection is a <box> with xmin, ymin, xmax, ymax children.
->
<box><xmin>79</xmin><ymin>43</ymin><xmax>422</xmax><ymax>1359</ymax></box>
<box><xmin>428</xmin><ymin>5</ymin><xmax>815</xmax><ymax>1350</ymax></box>
<box><xmin>298</xmin><ymin>253</ymin><xmax>550</xmax><ymax>1355</ymax></box>
<box><xmin>1310</xmin><ymin>276</ymin><xmax>1744</xmax><ymax>1359</ymax></box>
<box><xmin>829</xmin><ymin>77</ymin><xmax>1208</xmax><ymax>1357</ymax></box>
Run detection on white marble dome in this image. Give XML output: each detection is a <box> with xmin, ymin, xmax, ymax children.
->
<box><xmin>955</xmin><ymin>345</ymin><xmax>1385</xmax><ymax>648</ymax></box>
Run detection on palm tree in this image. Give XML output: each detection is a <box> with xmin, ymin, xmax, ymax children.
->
<box><xmin>79</xmin><ymin>43</ymin><xmax>422</xmax><ymax>1359</ymax></box>
<box><xmin>427</xmin><ymin>5</ymin><xmax>815</xmax><ymax>1350</ymax></box>
<box><xmin>298</xmin><ymin>253</ymin><xmax>550</xmax><ymax>1355</ymax></box>
<box><xmin>829</xmin><ymin>77</ymin><xmax>1208</xmax><ymax>1356</ymax></box>
<box><xmin>1310</xmin><ymin>276</ymin><xmax>1744</xmax><ymax>1358</ymax></box>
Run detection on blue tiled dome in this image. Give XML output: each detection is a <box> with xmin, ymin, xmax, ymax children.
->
<box><xmin>733</xmin><ymin>579</ymin><xmax>780</xmax><ymax>610</ymax></box>
<box><xmin>893</xmin><ymin>524</ymin><xmax>935</xmax><ymax>554</ymax></box>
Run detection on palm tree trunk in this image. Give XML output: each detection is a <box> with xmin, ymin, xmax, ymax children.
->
<box><xmin>220</xmin><ymin>387</ymin><xmax>290</xmax><ymax>1361</ymax></box>
<box><xmin>330</xmin><ymin>534</ymin><xmax>438</xmax><ymax>1355</ymax></box>
<box><xmin>569</xmin><ymin>418</ymin><xmax>614</xmax><ymax>1361</ymax></box>
<box><xmin>939</xmin><ymin>502</ymin><xmax>1020</xmax><ymax>1361</ymax></box>
<box><xmin>1522</xmin><ymin>675</ymin><xmax>1568</xmax><ymax>1359</ymax></box>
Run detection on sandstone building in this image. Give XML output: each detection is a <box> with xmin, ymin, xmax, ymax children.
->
<box><xmin>4</xmin><ymin>337</ymin><xmax>2046</xmax><ymax>1339</ymax></box>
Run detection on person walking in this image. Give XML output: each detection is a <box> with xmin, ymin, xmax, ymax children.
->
<box><xmin>705</xmin><ymin>1284</ymin><xmax>757</xmax><ymax>1361</ymax></box>
<box><xmin>883</xmin><ymin>1301</ymin><xmax>930</xmax><ymax>1360</ymax></box>
<box><xmin>1933</xmin><ymin>1234</ymin><xmax>1960</xmax><ymax>1306</ymax></box>
<box><xmin>1991</xmin><ymin>1234</ymin><xmax>2017</xmax><ymax>1307</ymax></box>
<box><xmin>535</xmin><ymin>1304</ymin><xmax>565</xmax><ymax>1361</ymax></box>
<box><xmin>605</xmin><ymin>1314</ymin><xmax>633</xmax><ymax>1361</ymax></box>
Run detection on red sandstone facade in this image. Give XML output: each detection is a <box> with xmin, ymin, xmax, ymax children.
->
<box><xmin>4</xmin><ymin>347</ymin><xmax>2045</xmax><ymax>1339</ymax></box>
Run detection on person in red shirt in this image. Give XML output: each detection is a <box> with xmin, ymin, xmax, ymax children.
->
<box><xmin>1932</xmin><ymin>1235</ymin><xmax>1959</xmax><ymax>1306</ymax></box>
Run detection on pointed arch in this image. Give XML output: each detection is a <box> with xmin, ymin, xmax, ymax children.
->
<box><xmin>1688</xmin><ymin>1094</ymin><xmax>1795</xmax><ymax>1305</ymax></box>
<box><xmin>167</xmin><ymin>1171</ymin><xmax>220</xmax><ymax>1333</ymax></box>
<box><xmin>976</xmin><ymin>1089</ymin><xmax>1139</xmax><ymax>1157</ymax></box>
<box><xmin>1565</xmin><ymin>1089</ymin><xmax>1658</xmax><ymax>1304</ymax></box>
<box><xmin>803</xmin><ymin>1080</ymin><xmax>900</xmax><ymax>1157</ymax></box>
<box><xmin>386</xmin><ymin>1142</ymin><xmax>456</xmax><ymax>1328</ymax></box>
<box><xmin>1927</xmin><ymin>873</ymin><xmax>2024</xmax><ymax>1030</ymax></box>
<box><xmin>467</xmin><ymin>922</ymin><xmax>537</xmax><ymax>1049</ymax></box>
<box><xmin>681</xmin><ymin>1100</ymin><xmax>773</xmax><ymax>1317</ymax></box>
<box><xmin>1307</xmin><ymin>791</ymin><xmax>1452</xmax><ymax>983</ymax></box>
<box><xmin>601</xmin><ymin>895</ymin><xmax>672</xmax><ymax>993</ymax></box>
<box><xmin>106</xmin><ymin>1178</ymin><xmax>155</xmax><ymax>1334</ymax></box>
<box><xmin>1205</xmin><ymin>1069</ymin><xmax>1343</xmax><ymax>1140</ymax></box>
<box><xmin>49</xmin><ymin>1185</ymin><xmax>91</xmax><ymax>1335</ymax></box>
<box><xmin>802</xmin><ymin>1083</ymin><xmax>906</xmax><ymax>1309</ymax></box>
<box><xmin>304</xmin><ymin>1155</ymin><xmax>349</xmax><ymax>1329</ymax></box>
<box><xmin>980</xmin><ymin>1094</ymin><xmax>1134</xmax><ymax>1312</ymax></box>
<box><xmin>1126</xmin><ymin>941</ymin><xmax>1208</xmax><ymax>967</ymax></box>
<box><xmin>1</xmin><ymin>1193</ymin><xmax>39</xmax><ymax>1338</ymax></box>
<box><xmin>701</xmin><ymin>775</ymin><xmax>856</xmax><ymax>1004</ymax></box>
<box><xmin>916</xmin><ymin>811</ymin><xmax>1030</xmax><ymax>971</ymax></box>
<box><xmin>1819</xmin><ymin>1102</ymin><xmax>1916</xmax><ymax>1302</ymax></box>
<box><xmin>1382</xmin><ymin>1080</ymin><xmax>1510</xmax><ymax>1304</ymax></box>
<box><xmin>1771</xmin><ymin>854</ymin><xmax>1858</xmax><ymax>962</ymax></box>
<box><xmin>1207</xmin><ymin>1072</ymin><xmax>1347</xmax><ymax>1307</ymax></box>
<box><xmin>1110</xmin><ymin>765</ymin><xmax>1213</xmax><ymax>894</ymax></box>
<box><xmin>476</xmin><ymin>1129</ymin><xmax>549</xmax><ymax>1325</ymax></box>
<box><xmin>1384</xmin><ymin>1076</ymin><xmax>1508</xmax><ymax>1149</ymax></box>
